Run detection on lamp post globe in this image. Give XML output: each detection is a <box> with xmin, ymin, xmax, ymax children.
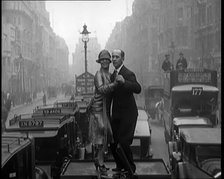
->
<box><xmin>80</xmin><ymin>24</ymin><xmax>91</xmax><ymax>73</ymax></box>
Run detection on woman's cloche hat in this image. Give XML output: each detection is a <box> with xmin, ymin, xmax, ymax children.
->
<box><xmin>96</xmin><ymin>49</ymin><xmax>111</xmax><ymax>63</ymax></box>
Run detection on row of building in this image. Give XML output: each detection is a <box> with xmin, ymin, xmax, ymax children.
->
<box><xmin>2</xmin><ymin>1</ymin><xmax>70</xmax><ymax>104</ymax></box>
<box><xmin>105</xmin><ymin>0</ymin><xmax>221</xmax><ymax>91</ymax></box>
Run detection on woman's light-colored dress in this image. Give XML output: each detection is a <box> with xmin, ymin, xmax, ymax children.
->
<box><xmin>88</xmin><ymin>69</ymin><xmax>116</xmax><ymax>146</ymax></box>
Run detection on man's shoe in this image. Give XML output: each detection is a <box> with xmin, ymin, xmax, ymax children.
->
<box><xmin>112</xmin><ymin>167</ymin><xmax>123</xmax><ymax>172</ymax></box>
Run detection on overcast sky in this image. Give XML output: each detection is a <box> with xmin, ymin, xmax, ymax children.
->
<box><xmin>46</xmin><ymin>0</ymin><xmax>134</xmax><ymax>64</ymax></box>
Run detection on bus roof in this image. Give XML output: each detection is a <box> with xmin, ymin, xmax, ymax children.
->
<box><xmin>180</xmin><ymin>128</ymin><xmax>221</xmax><ymax>144</ymax></box>
<box><xmin>2</xmin><ymin>133</ymin><xmax>31</xmax><ymax>167</ymax></box>
<box><xmin>172</xmin><ymin>84</ymin><xmax>219</xmax><ymax>92</ymax></box>
<box><xmin>6</xmin><ymin>114</ymin><xmax>72</xmax><ymax>132</ymax></box>
<box><xmin>169</xmin><ymin>68</ymin><xmax>217</xmax><ymax>90</ymax></box>
<box><xmin>33</xmin><ymin>106</ymin><xmax>78</xmax><ymax>117</ymax></box>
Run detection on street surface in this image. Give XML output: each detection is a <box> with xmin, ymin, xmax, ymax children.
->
<box><xmin>149</xmin><ymin>118</ymin><xmax>169</xmax><ymax>165</ymax></box>
<box><xmin>6</xmin><ymin>93</ymin><xmax>69</xmax><ymax>128</ymax></box>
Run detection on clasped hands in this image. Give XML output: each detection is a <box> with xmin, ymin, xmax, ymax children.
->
<box><xmin>115</xmin><ymin>74</ymin><xmax>125</xmax><ymax>84</ymax></box>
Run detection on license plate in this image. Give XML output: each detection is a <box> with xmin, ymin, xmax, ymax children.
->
<box><xmin>19</xmin><ymin>120</ymin><xmax>44</xmax><ymax>128</ymax></box>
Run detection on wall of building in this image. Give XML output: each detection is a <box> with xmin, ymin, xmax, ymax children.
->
<box><xmin>2</xmin><ymin>1</ymin><xmax>69</xmax><ymax>104</ymax></box>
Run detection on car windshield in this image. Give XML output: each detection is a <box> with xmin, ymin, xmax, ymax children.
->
<box><xmin>195</xmin><ymin>145</ymin><xmax>221</xmax><ymax>177</ymax></box>
<box><xmin>196</xmin><ymin>145</ymin><xmax>221</xmax><ymax>163</ymax></box>
<box><xmin>172</xmin><ymin>91</ymin><xmax>218</xmax><ymax>117</ymax></box>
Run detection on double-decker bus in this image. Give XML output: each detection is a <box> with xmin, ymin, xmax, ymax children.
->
<box><xmin>162</xmin><ymin>68</ymin><xmax>219</xmax><ymax>143</ymax></box>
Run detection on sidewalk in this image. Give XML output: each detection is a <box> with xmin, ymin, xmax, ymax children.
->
<box><xmin>11</xmin><ymin>92</ymin><xmax>43</xmax><ymax>111</ymax></box>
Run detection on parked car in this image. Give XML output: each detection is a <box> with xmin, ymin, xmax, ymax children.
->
<box><xmin>169</xmin><ymin>128</ymin><xmax>221</xmax><ymax>179</ymax></box>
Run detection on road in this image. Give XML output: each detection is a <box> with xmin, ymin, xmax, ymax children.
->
<box><xmin>149</xmin><ymin>118</ymin><xmax>169</xmax><ymax>165</ymax></box>
<box><xmin>5</xmin><ymin>93</ymin><xmax>69</xmax><ymax>129</ymax></box>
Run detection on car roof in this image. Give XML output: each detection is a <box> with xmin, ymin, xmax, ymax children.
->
<box><xmin>173</xmin><ymin>116</ymin><xmax>211</xmax><ymax>126</ymax></box>
<box><xmin>180</xmin><ymin>128</ymin><xmax>221</xmax><ymax>144</ymax></box>
<box><xmin>2</xmin><ymin>133</ymin><xmax>32</xmax><ymax>167</ymax></box>
<box><xmin>172</xmin><ymin>84</ymin><xmax>219</xmax><ymax>92</ymax></box>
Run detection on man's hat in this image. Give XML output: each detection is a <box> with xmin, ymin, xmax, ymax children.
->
<box><xmin>96</xmin><ymin>49</ymin><xmax>111</xmax><ymax>63</ymax></box>
<box><xmin>179</xmin><ymin>52</ymin><xmax>183</xmax><ymax>55</ymax></box>
<box><xmin>165</xmin><ymin>54</ymin><xmax>170</xmax><ymax>57</ymax></box>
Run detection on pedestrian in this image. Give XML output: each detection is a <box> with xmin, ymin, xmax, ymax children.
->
<box><xmin>162</xmin><ymin>54</ymin><xmax>173</xmax><ymax>72</ymax></box>
<box><xmin>88</xmin><ymin>49</ymin><xmax>118</xmax><ymax>173</ymax></box>
<box><xmin>70</xmin><ymin>94</ymin><xmax>75</xmax><ymax>101</ymax></box>
<box><xmin>155</xmin><ymin>97</ymin><xmax>164</xmax><ymax>121</ymax></box>
<box><xmin>11</xmin><ymin>93</ymin><xmax>15</xmax><ymax>107</ymax></box>
<box><xmin>5</xmin><ymin>93</ymin><xmax>12</xmax><ymax>112</ymax></box>
<box><xmin>43</xmin><ymin>93</ymin><xmax>46</xmax><ymax>106</ymax></box>
<box><xmin>1</xmin><ymin>105</ymin><xmax>8</xmax><ymax>133</ymax></box>
<box><xmin>110</xmin><ymin>49</ymin><xmax>141</xmax><ymax>174</ymax></box>
<box><xmin>176</xmin><ymin>52</ymin><xmax>187</xmax><ymax>70</ymax></box>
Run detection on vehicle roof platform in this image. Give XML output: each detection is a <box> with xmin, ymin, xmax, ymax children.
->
<box><xmin>61</xmin><ymin>159</ymin><xmax>171</xmax><ymax>178</ymax></box>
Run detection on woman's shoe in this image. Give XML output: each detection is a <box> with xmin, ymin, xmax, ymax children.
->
<box><xmin>94</xmin><ymin>157</ymin><xmax>109</xmax><ymax>171</ymax></box>
<box><xmin>98</xmin><ymin>164</ymin><xmax>109</xmax><ymax>175</ymax></box>
<box><xmin>99</xmin><ymin>164</ymin><xmax>109</xmax><ymax>172</ymax></box>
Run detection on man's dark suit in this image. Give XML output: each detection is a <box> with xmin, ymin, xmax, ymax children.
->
<box><xmin>110</xmin><ymin>65</ymin><xmax>141</xmax><ymax>172</ymax></box>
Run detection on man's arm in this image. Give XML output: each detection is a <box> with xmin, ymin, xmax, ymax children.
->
<box><xmin>117</xmin><ymin>72</ymin><xmax>141</xmax><ymax>94</ymax></box>
<box><xmin>95</xmin><ymin>71</ymin><xmax>118</xmax><ymax>94</ymax></box>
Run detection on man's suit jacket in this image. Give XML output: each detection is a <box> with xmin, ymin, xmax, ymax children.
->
<box><xmin>110</xmin><ymin>65</ymin><xmax>141</xmax><ymax>144</ymax></box>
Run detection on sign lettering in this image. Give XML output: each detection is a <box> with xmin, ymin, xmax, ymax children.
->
<box><xmin>43</xmin><ymin>108</ymin><xmax>61</xmax><ymax>115</ymax></box>
<box><xmin>192</xmin><ymin>87</ymin><xmax>203</xmax><ymax>95</ymax></box>
<box><xmin>178</xmin><ymin>72</ymin><xmax>211</xmax><ymax>83</ymax></box>
<box><xmin>19</xmin><ymin>120</ymin><xmax>43</xmax><ymax>128</ymax></box>
<box><xmin>76</xmin><ymin>72</ymin><xmax>95</xmax><ymax>95</ymax></box>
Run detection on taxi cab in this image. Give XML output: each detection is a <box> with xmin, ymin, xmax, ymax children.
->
<box><xmin>5</xmin><ymin>111</ymin><xmax>75</xmax><ymax>178</ymax></box>
<box><xmin>170</xmin><ymin>128</ymin><xmax>221</xmax><ymax>179</ymax></box>
<box><xmin>2</xmin><ymin>132</ymin><xmax>49</xmax><ymax>179</ymax></box>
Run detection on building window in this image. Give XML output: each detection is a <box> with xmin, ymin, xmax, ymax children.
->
<box><xmin>7</xmin><ymin>58</ymin><xmax>11</xmax><ymax>67</ymax></box>
<box><xmin>201</xmin><ymin>4</ymin><xmax>206</xmax><ymax>26</ymax></box>
<box><xmin>207</xmin><ymin>5</ymin><xmax>213</xmax><ymax>25</ymax></box>
<box><xmin>177</xmin><ymin>7</ymin><xmax>183</xmax><ymax>20</ymax></box>
<box><xmin>13</xmin><ymin>17</ymin><xmax>16</xmax><ymax>25</ymax></box>
<box><xmin>18</xmin><ymin>17</ymin><xmax>21</xmax><ymax>25</ymax></box>
<box><xmin>215</xmin><ymin>30</ymin><xmax>221</xmax><ymax>51</ymax></box>
<box><xmin>10</xmin><ymin>27</ymin><xmax>15</xmax><ymax>39</ymax></box>
<box><xmin>2</xmin><ymin>57</ymin><xmax>6</xmax><ymax>66</ymax></box>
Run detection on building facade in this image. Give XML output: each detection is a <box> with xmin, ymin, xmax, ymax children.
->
<box><xmin>105</xmin><ymin>0</ymin><xmax>221</xmax><ymax>86</ymax></box>
<box><xmin>2</xmin><ymin>1</ymin><xmax>69</xmax><ymax>104</ymax></box>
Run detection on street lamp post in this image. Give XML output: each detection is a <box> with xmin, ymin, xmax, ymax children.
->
<box><xmin>81</xmin><ymin>24</ymin><xmax>91</xmax><ymax>73</ymax></box>
<box><xmin>169</xmin><ymin>41</ymin><xmax>175</xmax><ymax>68</ymax></box>
<box><xmin>19</xmin><ymin>54</ymin><xmax>25</xmax><ymax>94</ymax></box>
